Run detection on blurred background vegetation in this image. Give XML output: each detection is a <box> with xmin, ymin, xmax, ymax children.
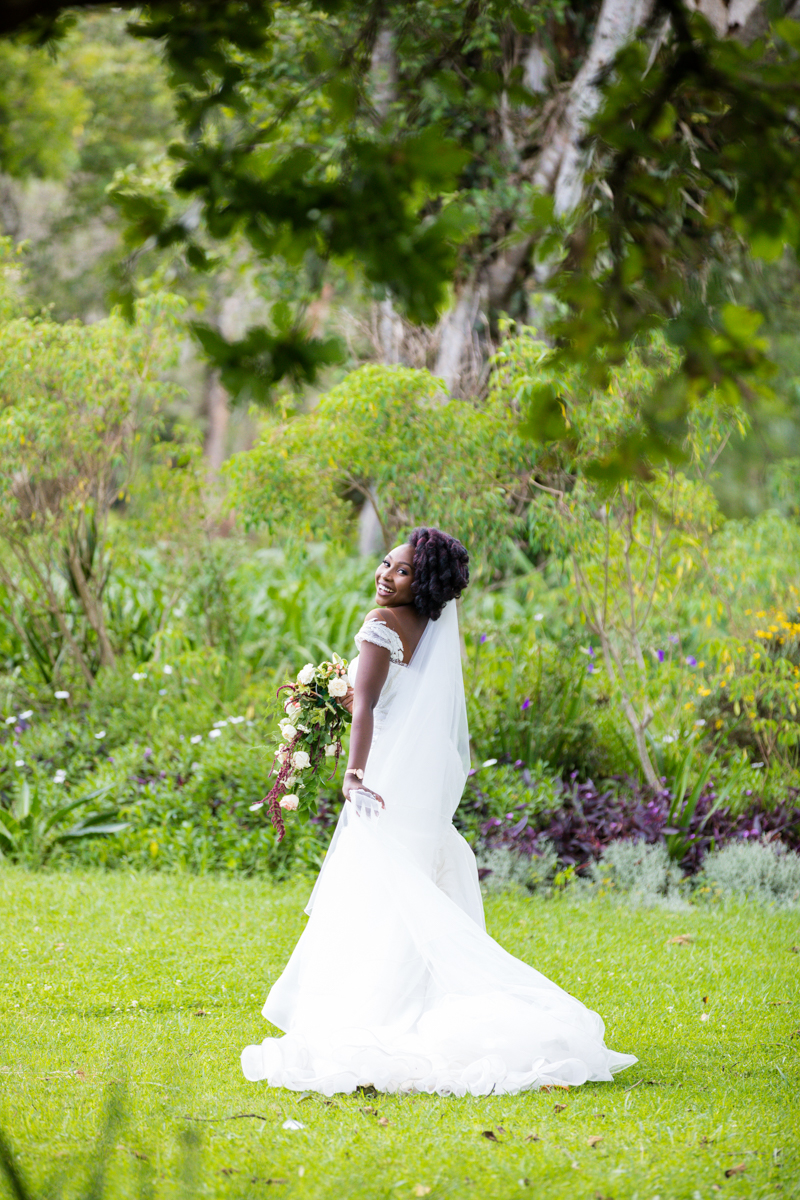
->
<box><xmin>1</xmin><ymin>0</ymin><xmax>799</xmax><ymax>879</ymax></box>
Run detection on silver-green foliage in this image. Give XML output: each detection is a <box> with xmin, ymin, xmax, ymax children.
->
<box><xmin>700</xmin><ymin>839</ymin><xmax>800</xmax><ymax>908</ymax></box>
<box><xmin>592</xmin><ymin>840</ymin><xmax>685</xmax><ymax>908</ymax></box>
<box><xmin>477</xmin><ymin>842</ymin><xmax>558</xmax><ymax>894</ymax></box>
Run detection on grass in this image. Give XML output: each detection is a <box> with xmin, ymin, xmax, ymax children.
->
<box><xmin>0</xmin><ymin>868</ymin><xmax>798</xmax><ymax>1200</ymax></box>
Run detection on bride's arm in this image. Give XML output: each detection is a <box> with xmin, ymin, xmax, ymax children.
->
<box><xmin>343</xmin><ymin>641</ymin><xmax>390</xmax><ymax>804</ymax></box>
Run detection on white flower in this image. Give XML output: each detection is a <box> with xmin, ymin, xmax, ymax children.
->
<box><xmin>297</xmin><ymin>664</ymin><xmax>315</xmax><ymax>686</ymax></box>
<box><xmin>229</xmin><ymin>715</ymin><xmax>245</xmax><ymax>724</ymax></box>
<box><xmin>482</xmin><ymin>758</ymin><xmax>498</xmax><ymax>768</ymax></box>
<box><xmin>15</xmin><ymin>759</ymin><xmax>25</xmax><ymax>767</ymax></box>
<box><xmin>94</xmin><ymin>731</ymin><xmax>106</xmax><ymax>740</ymax></box>
<box><xmin>163</xmin><ymin>664</ymin><xmax>173</xmax><ymax>675</ymax></box>
<box><xmin>209</xmin><ymin>729</ymin><xmax>221</xmax><ymax>739</ymax></box>
<box><xmin>279</xmin><ymin>794</ymin><xmax>299</xmax><ymax>811</ymax></box>
<box><xmin>213</xmin><ymin>719</ymin><xmax>228</xmax><ymax>728</ymax></box>
<box><xmin>54</xmin><ymin>691</ymin><xmax>69</xmax><ymax>700</ymax></box>
<box><xmin>279</xmin><ymin>722</ymin><xmax>297</xmax><ymax>741</ymax></box>
<box><xmin>324</xmin><ymin>743</ymin><xmax>337</xmax><ymax>757</ymax></box>
<box><xmin>132</xmin><ymin>672</ymin><xmax>146</xmax><ymax>681</ymax></box>
<box><xmin>190</xmin><ymin>735</ymin><xmax>202</xmax><ymax>745</ymax></box>
<box><xmin>284</xmin><ymin>699</ymin><xmax>302</xmax><ymax>716</ymax></box>
<box><xmin>4</xmin><ymin>716</ymin><xmax>15</xmax><ymax>725</ymax></box>
<box><xmin>292</xmin><ymin>750</ymin><xmax>311</xmax><ymax>771</ymax></box>
<box><xmin>533</xmin><ymin>612</ymin><xmax>544</xmax><ymax>621</ymax></box>
<box><xmin>19</xmin><ymin>711</ymin><xmax>32</xmax><ymax>720</ymax></box>
<box><xmin>248</xmin><ymin>799</ymin><xmax>264</xmax><ymax>811</ymax></box>
<box><xmin>53</xmin><ymin>770</ymin><xmax>66</xmax><ymax>783</ymax></box>
<box><xmin>327</xmin><ymin>676</ymin><xmax>348</xmax><ymax>698</ymax></box>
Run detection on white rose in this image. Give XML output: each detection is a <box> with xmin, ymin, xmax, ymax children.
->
<box><xmin>324</xmin><ymin>743</ymin><xmax>337</xmax><ymax>757</ymax></box>
<box><xmin>284</xmin><ymin>698</ymin><xmax>301</xmax><ymax>715</ymax></box>
<box><xmin>328</xmin><ymin>676</ymin><xmax>348</xmax><ymax>698</ymax></box>
<box><xmin>279</xmin><ymin>722</ymin><xmax>297</xmax><ymax>741</ymax></box>
<box><xmin>292</xmin><ymin>750</ymin><xmax>311</xmax><ymax>771</ymax></box>
<box><xmin>297</xmin><ymin>664</ymin><xmax>315</xmax><ymax>685</ymax></box>
<box><xmin>279</xmin><ymin>794</ymin><xmax>299</xmax><ymax>811</ymax></box>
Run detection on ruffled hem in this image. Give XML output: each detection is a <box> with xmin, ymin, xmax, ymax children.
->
<box><xmin>241</xmin><ymin>1031</ymin><xmax>637</xmax><ymax>1097</ymax></box>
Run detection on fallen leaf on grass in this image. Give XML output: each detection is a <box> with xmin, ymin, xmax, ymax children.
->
<box><xmin>194</xmin><ymin>1009</ymin><xmax>208</xmax><ymax>1017</ymax></box>
<box><xmin>360</xmin><ymin>1107</ymin><xmax>378</xmax><ymax>1117</ymax></box>
<box><xmin>587</xmin><ymin>1135</ymin><xmax>603</xmax><ymax>1148</ymax></box>
<box><xmin>524</xmin><ymin>1133</ymin><xmax>540</xmax><ymax>1143</ymax></box>
<box><xmin>593</xmin><ymin>1112</ymin><xmax>605</xmax><ymax>1119</ymax></box>
<box><xmin>668</xmin><ymin>934</ymin><xmax>692</xmax><ymax>946</ymax></box>
<box><xmin>413</xmin><ymin>1187</ymin><xmax>431</xmax><ymax>1197</ymax></box>
<box><xmin>116</xmin><ymin>1145</ymin><xmax>148</xmax><ymax>1161</ymax></box>
<box><xmin>379</xmin><ymin>1117</ymin><xmax>390</xmax><ymax>1127</ymax></box>
<box><xmin>553</xmin><ymin>1103</ymin><xmax>567</xmax><ymax>1113</ymax></box>
<box><xmin>725</xmin><ymin>1163</ymin><xmax>747</xmax><ymax>1178</ymax></box>
<box><xmin>768</xmin><ymin>1000</ymin><xmax>790</xmax><ymax>1006</ymax></box>
<box><xmin>481</xmin><ymin>1130</ymin><xmax>501</xmax><ymax>1142</ymax></box>
<box><xmin>790</xmin><ymin>945</ymin><xmax>799</xmax><ymax>954</ymax></box>
<box><xmin>356</xmin><ymin>1084</ymin><xmax>378</xmax><ymax>1098</ymax></box>
<box><xmin>74</xmin><ymin>1070</ymin><xmax>86</xmax><ymax>1080</ymax></box>
<box><xmin>496</xmin><ymin>1127</ymin><xmax>506</xmax><ymax>1134</ymax></box>
<box><xmin>220</xmin><ymin>1168</ymin><xmax>237</xmax><ymax>1176</ymax></box>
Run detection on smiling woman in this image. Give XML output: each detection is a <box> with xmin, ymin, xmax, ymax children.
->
<box><xmin>240</xmin><ymin>528</ymin><xmax>637</xmax><ymax>1096</ymax></box>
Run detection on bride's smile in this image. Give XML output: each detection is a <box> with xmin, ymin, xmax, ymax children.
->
<box><xmin>375</xmin><ymin>547</ymin><xmax>415</xmax><ymax>606</ymax></box>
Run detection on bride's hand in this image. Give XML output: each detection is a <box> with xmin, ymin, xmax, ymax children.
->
<box><xmin>341</xmin><ymin>685</ymin><xmax>354</xmax><ymax>715</ymax></box>
<box><xmin>342</xmin><ymin>780</ymin><xmax>385</xmax><ymax>808</ymax></box>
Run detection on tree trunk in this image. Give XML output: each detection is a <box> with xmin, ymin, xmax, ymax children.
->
<box><xmin>204</xmin><ymin>369</ymin><xmax>229</xmax><ymax>477</ymax></box>
<box><xmin>439</xmin><ymin>0</ymin><xmax>658</xmax><ymax>394</ymax></box>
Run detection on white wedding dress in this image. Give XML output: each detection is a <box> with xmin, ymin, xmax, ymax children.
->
<box><xmin>241</xmin><ymin>601</ymin><xmax>636</xmax><ymax>1095</ymax></box>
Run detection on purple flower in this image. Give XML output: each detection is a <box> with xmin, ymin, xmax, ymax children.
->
<box><xmin>685</xmin><ymin>655</ymin><xmax>697</xmax><ymax>667</ymax></box>
<box><xmin>656</xmin><ymin>649</ymin><xmax>665</xmax><ymax>663</ymax></box>
<box><xmin>143</xmin><ymin>747</ymin><xmax>153</xmax><ymax>759</ymax></box>
<box><xmin>668</xmin><ymin>634</ymin><xmax>679</xmax><ymax>644</ymax></box>
<box><xmin>514</xmin><ymin>759</ymin><xmax>524</xmax><ymax>768</ymax></box>
<box><xmin>588</xmin><ymin>646</ymin><xmax>595</xmax><ymax>657</ymax></box>
<box><xmin>587</xmin><ymin>662</ymin><xmax>595</xmax><ymax>673</ymax></box>
<box><xmin>521</xmin><ymin>698</ymin><xmax>531</xmax><ymax>711</ymax></box>
<box><xmin>468</xmin><ymin>768</ymin><xmax>478</xmax><ymax>776</ymax></box>
<box><xmin>479</xmin><ymin>634</ymin><xmax>488</xmax><ymax>644</ymax></box>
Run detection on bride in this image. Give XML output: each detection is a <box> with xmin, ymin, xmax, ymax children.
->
<box><xmin>241</xmin><ymin>526</ymin><xmax>636</xmax><ymax>1095</ymax></box>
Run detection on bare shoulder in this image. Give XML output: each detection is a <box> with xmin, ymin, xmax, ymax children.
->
<box><xmin>363</xmin><ymin>607</ymin><xmax>397</xmax><ymax>629</ymax></box>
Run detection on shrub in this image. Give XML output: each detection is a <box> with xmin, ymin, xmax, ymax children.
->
<box><xmin>592</xmin><ymin>840</ymin><xmax>685</xmax><ymax>907</ymax></box>
<box><xmin>476</xmin><ymin>841</ymin><xmax>558</xmax><ymax>894</ymax></box>
<box><xmin>699</xmin><ymin>839</ymin><xmax>800</xmax><ymax>907</ymax></box>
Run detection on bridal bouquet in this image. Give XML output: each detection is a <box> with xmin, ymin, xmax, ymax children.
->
<box><xmin>250</xmin><ymin>655</ymin><xmax>351</xmax><ymax>841</ymax></box>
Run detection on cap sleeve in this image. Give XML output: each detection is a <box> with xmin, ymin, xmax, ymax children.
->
<box><xmin>354</xmin><ymin>618</ymin><xmax>404</xmax><ymax>664</ymax></box>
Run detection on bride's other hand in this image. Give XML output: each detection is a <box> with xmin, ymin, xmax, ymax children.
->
<box><xmin>341</xmin><ymin>685</ymin><xmax>354</xmax><ymax>715</ymax></box>
<box><xmin>342</xmin><ymin>781</ymin><xmax>385</xmax><ymax>808</ymax></box>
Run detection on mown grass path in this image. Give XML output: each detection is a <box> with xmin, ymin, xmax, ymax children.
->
<box><xmin>0</xmin><ymin>869</ymin><xmax>798</xmax><ymax>1199</ymax></box>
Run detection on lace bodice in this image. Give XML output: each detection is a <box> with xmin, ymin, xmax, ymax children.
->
<box><xmin>354</xmin><ymin>618</ymin><xmax>405</xmax><ymax>664</ymax></box>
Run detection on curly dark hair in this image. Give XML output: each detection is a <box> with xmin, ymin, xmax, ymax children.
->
<box><xmin>408</xmin><ymin>527</ymin><xmax>470</xmax><ymax>621</ymax></box>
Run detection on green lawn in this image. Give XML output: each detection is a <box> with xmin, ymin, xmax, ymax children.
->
<box><xmin>0</xmin><ymin>869</ymin><xmax>798</xmax><ymax>1200</ymax></box>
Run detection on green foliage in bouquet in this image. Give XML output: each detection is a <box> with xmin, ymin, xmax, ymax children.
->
<box><xmin>251</xmin><ymin>657</ymin><xmax>351</xmax><ymax>841</ymax></box>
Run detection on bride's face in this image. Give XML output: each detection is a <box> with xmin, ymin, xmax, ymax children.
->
<box><xmin>375</xmin><ymin>544</ymin><xmax>414</xmax><ymax>607</ymax></box>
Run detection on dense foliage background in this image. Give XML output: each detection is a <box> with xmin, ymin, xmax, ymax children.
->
<box><xmin>1</xmin><ymin>1</ymin><xmax>799</xmax><ymax>888</ymax></box>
